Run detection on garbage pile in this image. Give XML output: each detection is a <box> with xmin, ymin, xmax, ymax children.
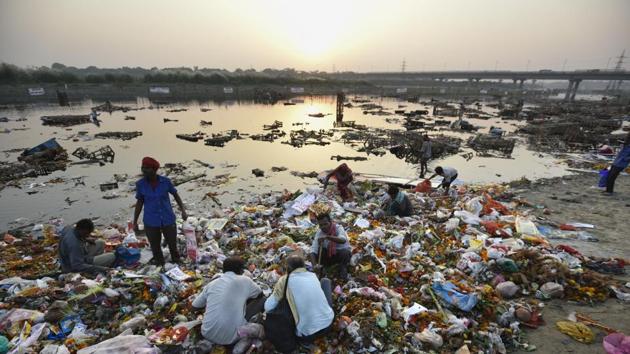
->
<box><xmin>71</xmin><ymin>146</ymin><xmax>115</xmax><ymax>164</ymax></box>
<box><xmin>467</xmin><ymin>134</ymin><xmax>516</xmax><ymax>157</ymax></box>
<box><xmin>1</xmin><ymin>177</ymin><xmax>628</xmax><ymax>353</ymax></box>
<box><xmin>340</xmin><ymin>129</ymin><xmax>461</xmax><ymax>162</ymax></box>
<box><xmin>282</xmin><ymin>130</ymin><xmax>333</xmax><ymax>148</ymax></box>
<box><xmin>0</xmin><ymin>139</ymin><xmax>68</xmax><ymax>187</ymax></box>
<box><xmin>41</xmin><ymin>115</ymin><xmax>91</xmax><ymax>127</ymax></box>
<box><xmin>94</xmin><ymin>132</ymin><xmax>143</xmax><ymax>141</ymax></box>
<box><xmin>519</xmin><ymin>100</ymin><xmax>629</xmax><ymax>152</ymax></box>
<box><xmin>204</xmin><ymin>130</ymin><xmax>242</xmax><ymax>147</ymax></box>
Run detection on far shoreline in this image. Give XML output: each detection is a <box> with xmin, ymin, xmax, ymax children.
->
<box><xmin>0</xmin><ymin>82</ymin><xmax>570</xmax><ymax>105</ymax></box>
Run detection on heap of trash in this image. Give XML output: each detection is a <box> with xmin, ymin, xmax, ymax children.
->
<box><xmin>0</xmin><ymin>138</ymin><xmax>68</xmax><ymax>188</ymax></box>
<box><xmin>1</xmin><ymin>177</ymin><xmax>629</xmax><ymax>353</ymax></box>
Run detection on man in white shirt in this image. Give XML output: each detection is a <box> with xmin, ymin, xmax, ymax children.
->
<box><xmin>428</xmin><ymin>166</ymin><xmax>459</xmax><ymax>193</ymax></box>
<box><xmin>264</xmin><ymin>255</ymin><xmax>334</xmax><ymax>344</ymax></box>
<box><xmin>192</xmin><ymin>256</ymin><xmax>263</xmax><ymax>345</ymax></box>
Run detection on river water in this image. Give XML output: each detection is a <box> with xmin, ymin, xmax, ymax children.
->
<box><xmin>0</xmin><ymin>95</ymin><xmax>568</xmax><ymax>229</ymax></box>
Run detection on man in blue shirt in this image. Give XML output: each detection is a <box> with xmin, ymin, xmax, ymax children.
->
<box><xmin>59</xmin><ymin>219</ymin><xmax>115</xmax><ymax>274</ymax></box>
<box><xmin>605</xmin><ymin>133</ymin><xmax>630</xmax><ymax>195</ymax></box>
<box><xmin>133</xmin><ymin>156</ymin><xmax>187</xmax><ymax>265</ymax></box>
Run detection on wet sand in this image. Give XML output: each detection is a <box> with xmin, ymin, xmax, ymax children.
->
<box><xmin>515</xmin><ymin>172</ymin><xmax>630</xmax><ymax>353</ymax></box>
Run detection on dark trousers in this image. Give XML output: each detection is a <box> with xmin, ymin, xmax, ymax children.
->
<box><xmin>441</xmin><ymin>173</ymin><xmax>458</xmax><ymax>191</ymax></box>
<box><xmin>297</xmin><ymin>278</ymin><xmax>334</xmax><ymax>344</ymax></box>
<box><xmin>245</xmin><ymin>295</ymin><xmax>267</xmax><ymax>321</ymax></box>
<box><xmin>312</xmin><ymin>248</ymin><xmax>351</xmax><ymax>278</ymax></box>
<box><xmin>145</xmin><ymin>224</ymin><xmax>180</xmax><ymax>265</ymax></box>
<box><xmin>606</xmin><ymin>165</ymin><xmax>623</xmax><ymax>193</ymax></box>
<box><xmin>420</xmin><ymin>158</ymin><xmax>429</xmax><ymax>177</ymax></box>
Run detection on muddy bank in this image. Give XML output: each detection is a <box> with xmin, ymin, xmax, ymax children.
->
<box><xmin>514</xmin><ymin>172</ymin><xmax>630</xmax><ymax>354</ymax></box>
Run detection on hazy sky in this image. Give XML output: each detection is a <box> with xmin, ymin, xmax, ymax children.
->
<box><xmin>1</xmin><ymin>0</ymin><xmax>629</xmax><ymax>72</ymax></box>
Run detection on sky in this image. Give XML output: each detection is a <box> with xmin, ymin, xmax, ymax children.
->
<box><xmin>1</xmin><ymin>0</ymin><xmax>629</xmax><ymax>72</ymax></box>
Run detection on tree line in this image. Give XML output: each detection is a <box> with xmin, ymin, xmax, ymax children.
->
<box><xmin>0</xmin><ymin>63</ymin><xmax>363</xmax><ymax>86</ymax></box>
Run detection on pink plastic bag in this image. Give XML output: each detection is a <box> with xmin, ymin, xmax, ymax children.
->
<box><xmin>603</xmin><ymin>333</ymin><xmax>630</xmax><ymax>354</ymax></box>
<box><xmin>183</xmin><ymin>223</ymin><xmax>198</xmax><ymax>263</ymax></box>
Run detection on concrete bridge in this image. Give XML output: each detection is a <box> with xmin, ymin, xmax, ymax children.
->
<box><xmin>349</xmin><ymin>70</ymin><xmax>630</xmax><ymax>101</ymax></box>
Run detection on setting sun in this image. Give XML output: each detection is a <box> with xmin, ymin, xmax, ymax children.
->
<box><xmin>268</xmin><ymin>0</ymin><xmax>355</xmax><ymax>61</ymax></box>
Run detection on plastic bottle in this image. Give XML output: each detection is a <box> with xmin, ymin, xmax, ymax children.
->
<box><xmin>123</xmin><ymin>219</ymin><xmax>138</xmax><ymax>246</ymax></box>
<box><xmin>183</xmin><ymin>222</ymin><xmax>198</xmax><ymax>263</ymax></box>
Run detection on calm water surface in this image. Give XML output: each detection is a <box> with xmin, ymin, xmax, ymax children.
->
<box><xmin>0</xmin><ymin>95</ymin><xmax>568</xmax><ymax>229</ymax></box>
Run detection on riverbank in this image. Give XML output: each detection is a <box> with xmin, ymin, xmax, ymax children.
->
<box><xmin>513</xmin><ymin>172</ymin><xmax>630</xmax><ymax>353</ymax></box>
<box><xmin>0</xmin><ymin>82</ymin><xmax>563</xmax><ymax>105</ymax></box>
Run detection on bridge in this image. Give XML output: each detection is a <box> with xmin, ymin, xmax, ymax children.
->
<box><xmin>348</xmin><ymin>70</ymin><xmax>630</xmax><ymax>101</ymax></box>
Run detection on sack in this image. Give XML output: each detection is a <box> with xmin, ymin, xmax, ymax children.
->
<box><xmin>263</xmin><ymin>272</ymin><xmax>297</xmax><ymax>353</ymax></box>
<box><xmin>598</xmin><ymin>168</ymin><xmax>609</xmax><ymax>188</ymax></box>
<box><xmin>415</xmin><ymin>179</ymin><xmax>432</xmax><ymax>193</ymax></box>
<box><xmin>114</xmin><ymin>247</ymin><xmax>141</xmax><ymax>267</ymax></box>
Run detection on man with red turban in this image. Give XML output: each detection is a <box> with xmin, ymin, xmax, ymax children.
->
<box><xmin>133</xmin><ymin>156</ymin><xmax>188</xmax><ymax>266</ymax></box>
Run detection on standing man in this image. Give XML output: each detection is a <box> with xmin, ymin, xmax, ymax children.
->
<box><xmin>90</xmin><ymin>108</ymin><xmax>100</xmax><ymax>127</ymax></box>
<box><xmin>59</xmin><ymin>219</ymin><xmax>115</xmax><ymax>274</ymax></box>
<box><xmin>427</xmin><ymin>166</ymin><xmax>459</xmax><ymax>193</ymax></box>
<box><xmin>605</xmin><ymin>133</ymin><xmax>630</xmax><ymax>195</ymax></box>
<box><xmin>133</xmin><ymin>156</ymin><xmax>187</xmax><ymax>266</ymax></box>
<box><xmin>419</xmin><ymin>135</ymin><xmax>432</xmax><ymax>178</ymax></box>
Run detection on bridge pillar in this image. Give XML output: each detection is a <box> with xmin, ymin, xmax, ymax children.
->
<box><xmin>519</xmin><ymin>79</ymin><xmax>525</xmax><ymax>89</ymax></box>
<box><xmin>570</xmin><ymin>79</ymin><xmax>582</xmax><ymax>101</ymax></box>
<box><xmin>564</xmin><ymin>80</ymin><xmax>575</xmax><ymax>101</ymax></box>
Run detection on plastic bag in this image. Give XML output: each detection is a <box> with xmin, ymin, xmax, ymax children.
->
<box><xmin>465</xmin><ymin>197</ymin><xmax>483</xmax><ymax>216</ymax></box>
<box><xmin>603</xmin><ymin>332</ymin><xmax>630</xmax><ymax>354</ymax></box>
<box><xmin>183</xmin><ymin>222</ymin><xmax>198</xmax><ymax>263</ymax></box>
<box><xmin>598</xmin><ymin>168</ymin><xmax>609</xmax><ymax>188</ymax></box>
<box><xmin>40</xmin><ymin>344</ymin><xmax>71</xmax><ymax>354</ymax></box>
<box><xmin>114</xmin><ymin>247</ymin><xmax>141</xmax><ymax>267</ymax></box>
<box><xmin>453</xmin><ymin>210</ymin><xmax>481</xmax><ymax>225</ymax></box>
<box><xmin>537</xmin><ymin>282</ymin><xmax>564</xmax><ymax>299</ymax></box>
<box><xmin>119</xmin><ymin>315</ymin><xmax>146</xmax><ymax>332</ymax></box>
<box><xmin>515</xmin><ymin>216</ymin><xmax>541</xmax><ymax>237</ymax></box>
<box><xmin>414</xmin><ymin>327</ymin><xmax>443</xmax><ymax>349</ymax></box>
<box><xmin>444</xmin><ymin>218</ymin><xmax>460</xmax><ymax>232</ymax></box>
<box><xmin>77</xmin><ymin>334</ymin><xmax>159</xmax><ymax>354</ymax></box>
<box><xmin>483</xmin><ymin>193</ymin><xmax>509</xmax><ymax>215</ymax></box>
<box><xmin>497</xmin><ymin>258</ymin><xmax>519</xmax><ymax>273</ymax></box>
<box><xmin>153</xmin><ymin>295</ymin><xmax>169</xmax><ymax>310</ymax></box>
<box><xmin>9</xmin><ymin>322</ymin><xmax>46</xmax><ymax>354</ymax></box>
<box><xmin>432</xmin><ymin>282</ymin><xmax>478</xmax><ymax>312</ymax></box>
<box><xmin>496</xmin><ymin>281</ymin><xmax>519</xmax><ymax>298</ymax></box>
<box><xmin>387</xmin><ymin>235</ymin><xmax>405</xmax><ymax>250</ymax></box>
<box><xmin>415</xmin><ymin>179</ymin><xmax>432</xmax><ymax>193</ymax></box>
<box><xmin>401</xmin><ymin>303</ymin><xmax>428</xmax><ymax>323</ymax></box>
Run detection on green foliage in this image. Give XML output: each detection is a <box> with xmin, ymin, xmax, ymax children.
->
<box><xmin>0</xmin><ymin>62</ymin><xmax>367</xmax><ymax>86</ymax></box>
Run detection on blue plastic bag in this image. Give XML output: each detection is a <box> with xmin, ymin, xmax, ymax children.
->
<box><xmin>114</xmin><ymin>247</ymin><xmax>141</xmax><ymax>267</ymax></box>
<box><xmin>598</xmin><ymin>168</ymin><xmax>609</xmax><ymax>188</ymax></box>
<box><xmin>432</xmin><ymin>282</ymin><xmax>478</xmax><ymax>312</ymax></box>
<box><xmin>47</xmin><ymin>315</ymin><xmax>82</xmax><ymax>340</ymax></box>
